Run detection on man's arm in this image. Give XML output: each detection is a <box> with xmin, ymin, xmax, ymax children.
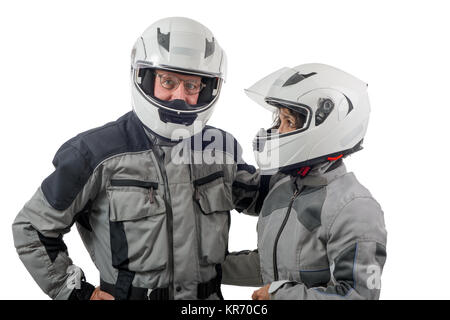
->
<box><xmin>231</xmin><ymin>163</ymin><xmax>262</xmax><ymax>215</ymax></box>
<box><xmin>229</xmin><ymin>135</ymin><xmax>270</xmax><ymax>216</ymax></box>
<box><xmin>12</xmin><ymin>142</ymin><xmax>99</xmax><ymax>300</ymax></box>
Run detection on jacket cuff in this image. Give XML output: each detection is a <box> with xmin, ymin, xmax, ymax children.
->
<box><xmin>268</xmin><ymin>280</ymin><xmax>293</xmax><ymax>294</ymax></box>
<box><xmin>68</xmin><ymin>281</ymin><xmax>96</xmax><ymax>300</ymax></box>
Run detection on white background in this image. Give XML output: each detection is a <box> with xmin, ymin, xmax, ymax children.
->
<box><xmin>1</xmin><ymin>0</ymin><xmax>449</xmax><ymax>300</ymax></box>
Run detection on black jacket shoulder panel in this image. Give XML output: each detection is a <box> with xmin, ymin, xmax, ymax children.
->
<box><xmin>41</xmin><ymin>111</ymin><xmax>152</xmax><ymax>211</ymax></box>
<box><xmin>190</xmin><ymin>125</ymin><xmax>244</xmax><ymax>163</ymax></box>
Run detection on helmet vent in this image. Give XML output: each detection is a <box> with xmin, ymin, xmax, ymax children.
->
<box><xmin>157</xmin><ymin>28</ymin><xmax>170</xmax><ymax>52</ymax></box>
<box><xmin>344</xmin><ymin>95</ymin><xmax>354</xmax><ymax>115</ymax></box>
<box><xmin>205</xmin><ymin>37</ymin><xmax>215</xmax><ymax>58</ymax></box>
<box><xmin>282</xmin><ymin>72</ymin><xmax>316</xmax><ymax>87</ymax></box>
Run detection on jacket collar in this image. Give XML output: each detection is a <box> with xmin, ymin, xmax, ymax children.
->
<box><xmin>298</xmin><ymin>161</ymin><xmax>347</xmax><ymax>187</ymax></box>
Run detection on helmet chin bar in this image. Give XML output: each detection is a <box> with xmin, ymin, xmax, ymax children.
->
<box><xmin>256</xmin><ymin>139</ymin><xmax>364</xmax><ymax>175</ymax></box>
<box><xmin>277</xmin><ymin>139</ymin><xmax>364</xmax><ymax>174</ymax></box>
<box><xmin>153</xmin><ymin>97</ymin><xmax>208</xmax><ymax>112</ymax></box>
<box><xmin>158</xmin><ymin>107</ymin><xmax>198</xmax><ymax>125</ymax></box>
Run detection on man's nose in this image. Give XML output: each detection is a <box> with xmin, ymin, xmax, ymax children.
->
<box><xmin>169</xmin><ymin>83</ymin><xmax>187</xmax><ymax>101</ymax></box>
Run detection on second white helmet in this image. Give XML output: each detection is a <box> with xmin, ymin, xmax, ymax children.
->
<box><xmin>246</xmin><ymin>63</ymin><xmax>370</xmax><ymax>174</ymax></box>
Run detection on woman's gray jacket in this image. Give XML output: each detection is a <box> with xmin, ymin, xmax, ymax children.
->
<box><xmin>223</xmin><ymin>162</ymin><xmax>387</xmax><ymax>300</ymax></box>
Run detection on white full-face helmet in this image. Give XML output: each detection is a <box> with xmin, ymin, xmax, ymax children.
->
<box><xmin>131</xmin><ymin>17</ymin><xmax>227</xmax><ymax>140</ymax></box>
<box><xmin>247</xmin><ymin>63</ymin><xmax>370</xmax><ymax>174</ymax></box>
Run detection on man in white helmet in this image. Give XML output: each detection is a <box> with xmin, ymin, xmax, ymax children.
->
<box><xmin>222</xmin><ymin>64</ymin><xmax>387</xmax><ymax>300</ymax></box>
<box><xmin>12</xmin><ymin>17</ymin><xmax>261</xmax><ymax>300</ymax></box>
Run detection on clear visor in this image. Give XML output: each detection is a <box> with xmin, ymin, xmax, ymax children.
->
<box><xmin>246</xmin><ymin>67</ymin><xmax>312</xmax><ymax>138</ymax></box>
<box><xmin>244</xmin><ymin>67</ymin><xmax>292</xmax><ymax>112</ymax></box>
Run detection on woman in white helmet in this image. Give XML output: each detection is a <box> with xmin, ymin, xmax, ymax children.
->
<box><xmin>222</xmin><ymin>64</ymin><xmax>387</xmax><ymax>300</ymax></box>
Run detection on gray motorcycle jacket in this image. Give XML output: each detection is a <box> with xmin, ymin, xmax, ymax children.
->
<box><xmin>12</xmin><ymin>111</ymin><xmax>261</xmax><ymax>300</ymax></box>
<box><xmin>222</xmin><ymin>161</ymin><xmax>387</xmax><ymax>300</ymax></box>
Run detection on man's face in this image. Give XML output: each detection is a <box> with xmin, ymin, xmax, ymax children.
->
<box><xmin>153</xmin><ymin>70</ymin><xmax>201</xmax><ymax>105</ymax></box>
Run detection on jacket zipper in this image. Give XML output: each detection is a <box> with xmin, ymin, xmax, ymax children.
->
<box><xmin>152</xmin><ymin>145</ymin><xmax>175</xmax><ymax>299</ymax></box>
<box><xmin>272</xmin><ymin>188</ymin><xmax>300</xmax><ymax>281</ymax></box>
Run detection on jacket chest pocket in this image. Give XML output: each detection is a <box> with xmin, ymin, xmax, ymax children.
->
<box><xmin>107</xmin><ymin>179</ymin><xmax>167</xmax><ymax>272</ymax></box>
<box><xmin>193</xmin><ymin>171</ymin><xmax>233</xmax><ymax>265</ymax></box>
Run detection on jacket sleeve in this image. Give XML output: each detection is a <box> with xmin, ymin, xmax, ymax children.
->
<box><xmin>269</xmin><ymin>197</ymin><xmax>387</xmax><ymax>300</ymax></box>
<box><xmin>222</xmin><ymin>250</ymin><xmax>263</xmax><ymax>287</ymax></box>
<box><xmin>231</xmin><ymin>162</ymin><xmax>262</xmax><ymax>216</ymax></box>
<box><xmin>12</xmin><ymin>142</ymin><xmax>99</xmax><ymax>300</ymax></box>
<box><xmin>229</xmin><ymin>136</ymin><xmax>265</xmax><ymax>216</ymax></box>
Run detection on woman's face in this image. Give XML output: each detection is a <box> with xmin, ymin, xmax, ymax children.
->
<box><xmin>278</xmin><ymin>107</ymin><xmax>299</xmax><ymax>134</ymax></box>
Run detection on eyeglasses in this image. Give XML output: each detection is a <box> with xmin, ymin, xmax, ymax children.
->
<box><xmin>155</xmin><ymin>72</ymin><xmax>206</xmax><ymax>95</ymax></box>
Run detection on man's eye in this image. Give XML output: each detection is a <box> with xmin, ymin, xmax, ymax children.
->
<box><xmin>185</xmin><ymin>82</ymin><xmax>199</xmax><ymax>90</ymax></box>
<box><xmin>163</xmin><ymin>79</ymin><xmax>176</xmax><ymax>86</ymax></box>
